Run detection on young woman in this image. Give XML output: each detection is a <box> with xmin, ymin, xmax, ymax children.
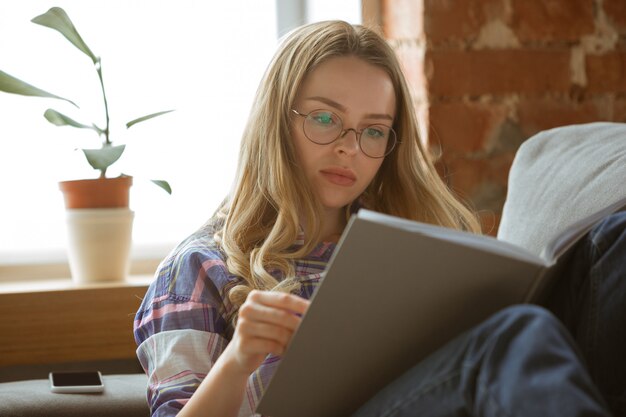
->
<box><xmin>134</xmin><ymin>21</ymin><xmax>624</xmax><ymax>417</ymax></box>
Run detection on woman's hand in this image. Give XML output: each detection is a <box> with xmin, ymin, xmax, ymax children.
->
<box><xmin>224</xmin><ymin>290</ymin><xmax>310</xmax><ymax>376</ymax></box>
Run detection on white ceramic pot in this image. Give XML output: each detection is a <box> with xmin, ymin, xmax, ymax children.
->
<box><xmin>65</xmin><ymin>208</ymin><xmax>134</xmax><ymax>284</ymax></box>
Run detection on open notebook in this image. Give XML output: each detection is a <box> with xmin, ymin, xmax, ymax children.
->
<box><xmin>256</xmin><ymin>197</ymin><xmax>626</xmax><ymax>417</ymax></box>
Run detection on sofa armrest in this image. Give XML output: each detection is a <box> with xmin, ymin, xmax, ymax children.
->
<box><xmin>0</xmin><ymin>374</ymin><xmax>149</xmax><ymax>417</ymax></box>
<box><xmin>498</xmin><ymin>122</ymin><xmax>626</xmax><ymax>255</ymax></box>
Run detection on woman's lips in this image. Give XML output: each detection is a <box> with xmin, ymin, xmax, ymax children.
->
<box><xmin>320</xmin><ymin>168</ymin><xmax>357</xmax><ymax>186</ymax></box>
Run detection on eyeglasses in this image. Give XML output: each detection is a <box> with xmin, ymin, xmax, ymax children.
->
<box><xmin>291</xmin><ymin>108</ymin><xmax>399</xmax><ymax>158</ymax></box>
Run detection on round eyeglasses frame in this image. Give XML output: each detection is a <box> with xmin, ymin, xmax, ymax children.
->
<box><xmin>291</xmin><ymin>108</ymin><xmax>399</xmax><ymax>158</ymax></box>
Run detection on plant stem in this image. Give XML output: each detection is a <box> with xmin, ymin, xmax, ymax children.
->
<box><xmin>95</xmin><ymin>57</ymin><xmax>110</xmax><ymax>178</ymax></box>
<box><xmin>95</xmin><ymin>58</ymin><xmax>110</xmax><ymax>145</ymax></box>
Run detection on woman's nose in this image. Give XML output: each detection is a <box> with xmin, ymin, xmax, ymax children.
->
<box><xmin>336</xmin><ymin>128</ymin><xmax>360</xmax><ymax>155</ymax></box>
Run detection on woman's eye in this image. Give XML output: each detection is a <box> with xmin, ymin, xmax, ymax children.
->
<box><xmin>365</xmin><ymin>127</ymin><xmax>385</xmax><ymax>138</ymax></box>
<box><xmin>311</xmin><ymin>112</ymin><xmax>335</xmax><ymax>125</ymax></box>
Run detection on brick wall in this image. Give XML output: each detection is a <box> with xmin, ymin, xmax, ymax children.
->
<box><xmin>372</xmin><ymin>0</ymin><xmax>626</xmax><ymax>234</ymax></box>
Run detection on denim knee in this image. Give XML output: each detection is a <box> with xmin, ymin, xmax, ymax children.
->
<box><xmin>473</xmin><ymin>305</ymin><xmax>611</xmax><ymax>417</ymax></box>
<box><xmin>490</xmin><ymin>304</ymin><xmax>563</xmax><ymax>334</ymax></box>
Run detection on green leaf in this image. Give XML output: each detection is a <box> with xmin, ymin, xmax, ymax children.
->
<box><xmin>126</xmin><ymin>109</ymin><xmax>175</xmax><ymax>129</ymax></box>
<box><xmin>82</xmin><ymin>144</ymin><xmax>125</xmax><ymax>171</ymax></box>
<box><xmin>121</xmin><ymin>173</ymin><xmax>172</xmax><ymax>195</ymax></box>
<box><xmin>151</xmin><ymin>180</ymin><xmax>172</xmax><ymax>194</ymax></box>
<box><xmin>0</xmin><ymin>70</ymin><xmax>77</xmax><ymax>106</ymax></box>
<box><xmin>44</xmin><ymin>109</ymin><xmax>98</xmax><ymax>131</ymax></box>
<box><xmin>91</xmin><ymin>123</ymin><xmax>105</xmax><ymax>136</ymax></box>
<box><xmin>31</xmin><ymin>7</ymin><xmax>97</xmax><ymax>64</ymax></box>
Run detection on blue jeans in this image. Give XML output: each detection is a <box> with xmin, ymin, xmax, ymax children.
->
<box><xmin>352</xmin><ymin>305</ymin><xmax>609</xmax><ymax>417</ymax></box>
<box><xmin>353</xmin><ymin>212</ymin><xmax>626</xmax><ymax>417</ymax></box>
<box><xmin>546</xmin><ymin>211</ymin><xmax>626</xmax><ymax>415</ymax></box>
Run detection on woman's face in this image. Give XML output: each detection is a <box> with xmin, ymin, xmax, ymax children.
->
<box><xmin>291</xmin><ymin>55</ymin><xmax>396</xmax><ymax>214</ymax></box>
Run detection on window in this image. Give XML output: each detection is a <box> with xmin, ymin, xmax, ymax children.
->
<box><xmin>0</xmin><ymin>0</ymin><xmax>361</xmax><ymax>278</ymax></box>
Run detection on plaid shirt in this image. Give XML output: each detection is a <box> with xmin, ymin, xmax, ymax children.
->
<box><xmin>134</xmin><ymin>224</ymin><xmax>335</xmax><ymax>417</ymax></box>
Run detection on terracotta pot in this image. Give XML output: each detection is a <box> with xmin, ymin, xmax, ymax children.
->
<box><xmin>59</xmin><ymin>176</ymin><xmax>135</xmax><ymax>283</ymax></box>
<box><xmin>59</xmin><ymin>176</ymin><xmax>133</xmax><ymax>209</ymax></box>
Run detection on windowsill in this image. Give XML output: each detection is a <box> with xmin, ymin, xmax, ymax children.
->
<box><xmin>0</xmin><ymin>256</ymin><xmax>162</xmax><ymax>285</ymax></box>
<box><xmin>0</xmin><ymin>274</ymin><xmax>154</xmax><ymax>368</ymax></box>
<box><xmin>0</xmin><ymin>274</ymin><xmax>154</xmax><ymax>294</ymax></box>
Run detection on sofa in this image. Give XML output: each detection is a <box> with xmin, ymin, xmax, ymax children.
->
<box><xmin>0</xmin><ymin>373</ymin><xmax>149</xmax><ymax>417</ymax></box>
<box><xmin>497</xmin><ymin>121</ymin><xmax>626</xmax><ymax>253</ymax></box>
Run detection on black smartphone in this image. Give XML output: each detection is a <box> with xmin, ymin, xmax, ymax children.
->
<box><xmin>49</xmin><ymin>371</ymin><xmax>105</xmax><ymax>393</ymax></box>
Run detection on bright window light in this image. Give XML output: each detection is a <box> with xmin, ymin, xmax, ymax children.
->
<box><xmin>0</xmin><ymin>1</ymin><xmax>278</xmax><ymax>264</ymax></box>
<box><xmin>0</xmin><ymin>0</ymin><xmax>362</xmax><ymax>269</ymax></box>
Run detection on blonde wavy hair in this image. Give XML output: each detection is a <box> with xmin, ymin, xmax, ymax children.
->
<box><xmin>213</xmin><ymin>20</ymin><xmax>480</xmax><ymax>323</ymax></box>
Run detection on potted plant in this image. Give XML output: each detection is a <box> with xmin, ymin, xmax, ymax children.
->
<box><xmin>0</xmin><ymin>7</ymin><xmax>173</xmax><ymax>283</ymax></box>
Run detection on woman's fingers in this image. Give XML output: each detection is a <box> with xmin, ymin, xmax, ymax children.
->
<box><xmin>235</xmin><ymin>291</ymin><xmax>309</xmax><ymax>354</ymax></box>
<box><xmin>239</xmin><ymin>291</ymin><xmax>309</xmax><ymax>329</ymax></box>
<box><xmin>238</xmin><ymin>319</ymin><xmax>294</xmax><ymax>347</ymax></box>
<box><xmin>247</xmin><ymin>290</ymin><xmax>310</xmax><ymax>315</ymax></box>
<box><xmin>227</xmin><ymin>291</ymin><xmax>310</xmax><ymax>373</ymax></box>
<box><xmin>238</xmin><ymin>302</ymin><xmax>300</xmax><ymax>331</ymax></box>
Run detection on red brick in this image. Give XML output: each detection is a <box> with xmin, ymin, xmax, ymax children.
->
<box><xmin>422</xmin><ymin>0</ymin><xmax>503</xmax><ymax>44</ymax></box>
<box><xmin>586</xmin><ymin>52</ymin><xmax>626</xmax><ymax>93</ymax></box>
<box><xmin>517</xmin><ymin>97</ymin><xmax>608</xmax><ymax>137</ymax></box>
<box><xmin>510</xmin><ymin>0</ymin><xmax>595</xmax><ymax>41</ymax></box>
<box><xmin>441</xmin><ymin>152</ymin><xmax>510</xmax><ymax>190</ymax></box>
<box><xmin>436</xmin><ymin>157</ymin><xmax>486</xmax><ymax>201</ymax></box>
<box><xmin>427</xmin><ymin>49</ymin><xmax>571</xmax><ymax>96</ymax></box>
<box><xmin>613</xmin><ymin>96</ymin><xmax>626</xmax><ymax>122</ymax></box>
<box><xmin>603</xmin><ymin>0</ymin><xmax>626</xmax><ymax>35</ymax></box>
<box><xmin>429</xmin><ymin>100</ymin><xmax>508</xmax><ymax>154</ymax></box>
<box><xmin>435</xmin><ymin>150</ymin><xmax>515</xmax><ymax>235</ymax></box>
<box><xmin>441</xmin><ymin>153</ymin><xmax>513</xmax><ymax>191</ymax></box>
<box><xmin>437</xmin><ymin>154</ymin><xmax>512</xmax><ymax>214</ymax></box>
<box><xmin>382</xmin><ymin>0</ymin><xmax>423</xmax><ymax>39</ymax></box>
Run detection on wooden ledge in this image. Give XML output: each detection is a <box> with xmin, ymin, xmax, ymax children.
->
<box><xmin>0</xmin><ymin>275</ymin><xmax>153</xmax><ymax>294</ymax></box>
<box><xmin>0</xmin><ymin>276</ymin><xmax>153</xmax><ymax>368</ymax></box>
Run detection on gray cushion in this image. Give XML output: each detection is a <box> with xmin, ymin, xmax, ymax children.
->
<box><xmin>497</xmin><ymin>122</ymin><xmax>626</xmax><ymax>256</ymax></box>
<box><xmin>0</xmin><ymin>374</ymin><xmax>149</xmax><ymax>417</ymax></box>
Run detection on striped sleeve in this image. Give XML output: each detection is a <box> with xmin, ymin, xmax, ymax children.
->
<box><xmin>133</xmin><ymin>235</ymin><xmax>260</xmax><ymax>416</ymax></box>
<box><xmin>133</xmin><ymin>232</ymin><xmax>333</xmax><ymax>417</ymax></box>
